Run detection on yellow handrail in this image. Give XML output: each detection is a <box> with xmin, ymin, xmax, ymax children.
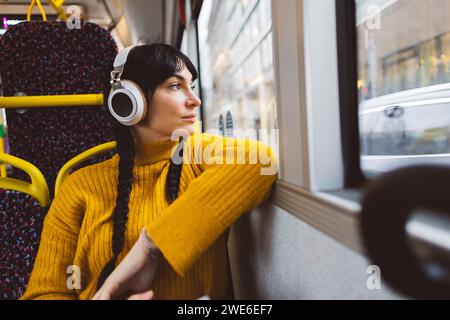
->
<box><xmin>0</xmin><ymin>94</ymin><xmax>104</xmax><ymax>109</ymax></box>
<box><xmin>0</xmin><ymin>164</ymin><xmax>6</xmax><ymax>177</ymax></box>
<box><xmin>0</xmin><ymin>153</ymin><xmax>50</xmax><ymax>207</ymax></box>
<box><xmin>55</xmin><ymin>141</ymin><xmax>117</xmax><ymax>196</ymax></box>
<box><xmin>47</xmin><ymin>0</ymin><xmax>69</xmax><ymax>21</ymax></box>
<box><xmin>0</xmin><ymin>139</ymin><xmax>6</xmax><ymax>177</ymax></box>
<box><xmin>27</xmin><ymin>0</ymin><xmax>47</xmax><ymax>21</ymax></box>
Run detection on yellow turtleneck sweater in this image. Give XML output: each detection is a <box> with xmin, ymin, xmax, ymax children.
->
<box><xmin>20</xmin><ymin>133</ymin><xmax>277</xmax><ymax>300</ymax></box>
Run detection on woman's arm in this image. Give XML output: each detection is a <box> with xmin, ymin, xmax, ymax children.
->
<box><xmin>92</xmin><ymin>134</ymin><xmax>277</xmax><ymax>298</ymax></box>
<box><xmin>92</xmin><ymin>227</ymin><xmax>159</xmax><ymax>300</ymax></box>
<box><xmin>146</xmin><ymin>133</ymin><xmax>278</xmax><ymax>276</ymax></box>
<box><xmin>20</xmin><ymin>171</ymin><xmax>86</xmax><ymax>300</ymax></box>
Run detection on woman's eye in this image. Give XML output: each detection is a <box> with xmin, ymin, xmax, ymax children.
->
<box><xmin>170</xmin><ymin>83</ymin><xmax>181</xmax><ymax>90</ymax></box>
<box><xmin>191</xmin><ymin>85</ymin><xmax>196</xmax><ymax>90</ymax></box>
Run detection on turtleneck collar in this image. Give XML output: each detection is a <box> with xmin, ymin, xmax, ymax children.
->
<box><xmin>134</xmin><ymin>140</ymin><xmax>179</xmax><ymax>165</ymax></box>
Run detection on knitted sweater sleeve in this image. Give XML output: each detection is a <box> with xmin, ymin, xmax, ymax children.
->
<box><xmin>146</xmin><ymin>133</ymin><xmax>278</xmax><ymax>276</ymax></box>
<box><xmin>20</xmin><ymin>171</ymin><xmax>85</xmax><ymax>300</ymax></box>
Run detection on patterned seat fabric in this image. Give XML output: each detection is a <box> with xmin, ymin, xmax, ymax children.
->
<box><xmin>0</xmin><ymin>190</ymin><xmax>45</xmax><ymax>300</ymax></box>
<box><xmin>0</xmin><ymin>21</ymin><xmax>118</xmax><ymax>299</ymax></box>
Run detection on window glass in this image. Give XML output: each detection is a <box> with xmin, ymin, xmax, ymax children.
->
<box><xmin>198</xmin><ymin>0</ymin><xmax>279</xmax><ymax>154</ymax></box>
<box><xmin>356</xmin><ymin>0</ymin><xmax>450</xmax><ymax>174</ymax></box>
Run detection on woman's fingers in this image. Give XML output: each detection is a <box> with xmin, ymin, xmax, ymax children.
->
<box><xmin>93</xmin><ymin>281</ymin><xmax>154</xmax><ymax>300</ymax></box>
<box><xmin>92</xmin><ymin>289</ymin><xmax>112</xmax><ymax>300</ymax></box>
<box><xmin>93</xmin><ymin>288</ymin><xmax>154</xmax><ymax>300</ymax></box>
<box><xmin>127</xmin><ymin>290</ymin><xmax>154</xmax><ymax>300</ymax></box>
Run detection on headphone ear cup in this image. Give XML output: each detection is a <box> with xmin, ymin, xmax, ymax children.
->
<box><xmin>108</xmin><ymin>80</ymin><xmax>148</xmax><ymax>126</ymax></box>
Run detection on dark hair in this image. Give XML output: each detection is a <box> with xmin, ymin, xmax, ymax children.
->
<box><xmin>97</xmin><ymin>44</ymin><xmax>198</xmax><ymax>290</ymax></box>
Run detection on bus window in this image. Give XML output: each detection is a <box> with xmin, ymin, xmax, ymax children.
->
<box><xmin>197</xmin><ymin>0</ymin><xmax>278</xmax><ymax>152</ymax></box>
<box><xmin>356</xmin><ymin>0</ymin><xmax>450</xmax><ymax>174</ymax></box>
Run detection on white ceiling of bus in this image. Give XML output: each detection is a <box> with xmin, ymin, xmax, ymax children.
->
<box><xmin>0</xmin><ymin>0</ymin><xmax>175</xmax><ymax>46</ymax></box>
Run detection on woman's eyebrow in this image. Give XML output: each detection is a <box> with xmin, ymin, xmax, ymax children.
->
<box><xmin>171</xmin><ymin>74</ymin><xmax>193</xmax><ymax>84</ymax></box>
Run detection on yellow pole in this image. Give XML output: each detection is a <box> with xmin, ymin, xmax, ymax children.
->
<box><xmin>0</xmin><ymin>138</ymin><xmax>6</xmax><ymax>177</ymax></box>
<box><xmin>27</xmin><ymin>0</ymin><xmax>47</xmax><ymax>21</ymax></box>
<box><xmin>0</xmin><ymin>165</ymin><xmax>6</xmax><ymax>178</ymax></box>
<box><xmin>0</xmin><ymin>93</ymin><xmax>104</xmax><ymax>109</ymax></box>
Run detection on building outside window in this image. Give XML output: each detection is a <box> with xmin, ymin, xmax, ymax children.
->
<box><xmin>198</xmin><ymin>0</ymin><xmax>278</xmax><ymax>152</ymax></box>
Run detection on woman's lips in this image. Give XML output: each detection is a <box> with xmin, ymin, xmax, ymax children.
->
<box><xmin>182</xmin><ymin>116</ymin><xmax>197</xmax><ymax>122</ymax></box>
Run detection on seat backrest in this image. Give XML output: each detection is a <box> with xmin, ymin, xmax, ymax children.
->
<box><xmin>0</xmin><ymin>21</ymin><xmax>118</xmax><ymax>197</ymax></box>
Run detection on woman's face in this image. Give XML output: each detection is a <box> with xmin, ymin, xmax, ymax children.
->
<box><xmin>133</xmin><ymin>66</ymin><xmax>201</xmax><ymax>142</ymax></box>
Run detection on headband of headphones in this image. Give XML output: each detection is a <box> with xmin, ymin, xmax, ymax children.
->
<box><xmin>110</xmin><ymin>44</ymin><xmax>141</xmax><ymax>88</ymax></box>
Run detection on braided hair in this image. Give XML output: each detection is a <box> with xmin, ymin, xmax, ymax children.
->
<box><xmin>97</xmin><ymin>44</ymin><xmax>198</xmax><ymax>290</ymax></box>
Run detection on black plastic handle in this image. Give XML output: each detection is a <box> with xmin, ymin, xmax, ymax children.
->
<box><xmin>361</xmin><ymin>165</ymin><xmax>450</xmax><ymax>299</ymax></box>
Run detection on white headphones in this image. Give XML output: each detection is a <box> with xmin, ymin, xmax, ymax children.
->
<box><xmin>108</xmin><ymin>43</ymin><xmax>147</xmax><ymax>126</ymax></box>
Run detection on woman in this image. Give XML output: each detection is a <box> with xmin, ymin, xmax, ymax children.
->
<box><xmin>21</xmin><ymin>44</ymin><xmax>277</xmax><ymax>300</ymax></box>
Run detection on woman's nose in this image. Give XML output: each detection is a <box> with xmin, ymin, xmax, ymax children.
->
<box><xmin>187</xmin><ymin>94</ymin><xmax>201</xmax><ymax>108</ymax></box>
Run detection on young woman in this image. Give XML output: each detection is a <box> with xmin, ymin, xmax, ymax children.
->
<box><xmin>21</xmin><ymin>44</ymin><xmax>277</xmax><ymax>300</ymax></box>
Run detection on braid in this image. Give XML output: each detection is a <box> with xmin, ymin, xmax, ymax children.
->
<box><xmin>166</xmin><ymin>136</ymin><xmax>184</xmax><ymax>204</ymax></box>
<box><xmin>97</xmin><ymin>124</ymin><xmax>135</xmax><ymax>290</ymax></box>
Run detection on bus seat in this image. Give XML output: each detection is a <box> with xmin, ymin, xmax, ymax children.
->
<box><xmin>0</xmin><ymin>21</ymin><xmax>118</xmax><ymax>198</ymax></box>
<box><xmin>0</xmin><ymin>153</ymin><xmax>49</xmax><ymax>300</ymax></box>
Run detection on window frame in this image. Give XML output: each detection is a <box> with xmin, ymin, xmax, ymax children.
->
<box><xmin>191</xmin><ymin>0</ymin><xmax>364</xmax><ymax>254</ymax></box>
<box><xmin>272</xmin><ymin>0</ymin><xmax>347</xmax><ymax>191</ymax></box>
<box><xmin>180</xmin><ymin>0</ymin><xmax>206</xmax><ymax>131</ymax></box>
<box><xmin>335</xmin><ymin>0</ymin><xmax>366</xmax><ymax>188</ymax></box>
<box><xmin>270</xmin><ymin>0</ymin><xmax>363</xmax><ymax>254</ymax></box>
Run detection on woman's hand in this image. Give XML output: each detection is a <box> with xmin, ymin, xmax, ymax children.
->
<box><xmin>92</xmin><ymin>227</ymin><xmax>161</xmax><ymax>300</ymax></box>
